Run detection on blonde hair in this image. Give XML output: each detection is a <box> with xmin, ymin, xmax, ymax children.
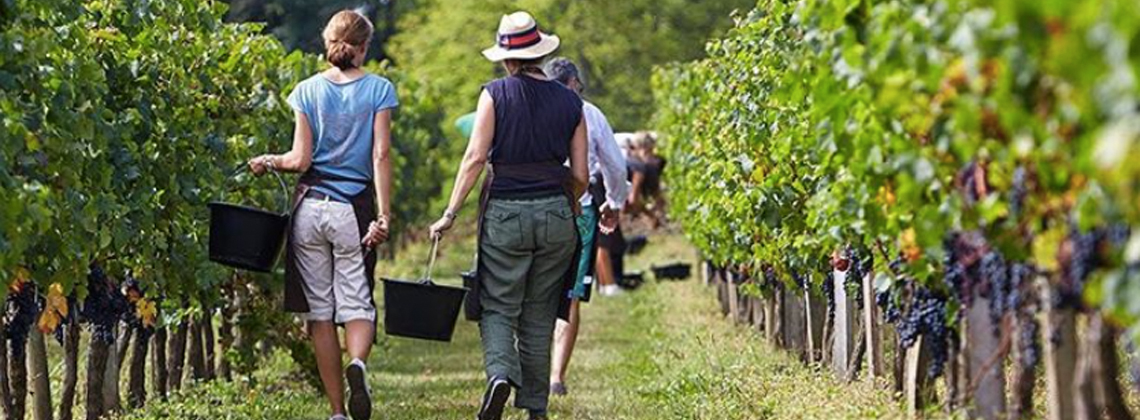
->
<box><xmin>632</xmin><ymin>131</ymin><xmax>656</xmax><ymax>149</ymax></box>
<box><xmin>323</xmin><ymin>10</ymin><xmax>374</xmax><ymax>70</ymax></box>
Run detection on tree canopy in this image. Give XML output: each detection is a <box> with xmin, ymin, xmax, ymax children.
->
<box><xmin>388</xmin><ymin>0</ymin><xmax>754</xmax><ymax>132</ymax></box>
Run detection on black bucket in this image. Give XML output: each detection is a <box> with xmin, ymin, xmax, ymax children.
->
<box><xmin>208</xmin><ymin>165</ymin><xmax>291</xmax><ymax>273</ymax></box>
<box><xmin>382</xmin><ymin>278</ymin><xmax>467</xmax><ymax>342</ymax></box>
<box><xmin>382</xmin><ymin>239</ymin><xmax>468</xmax><ymax>342</ymax></box>
<box><xmin>652</xmin><ymin>262</ymin><xmax>692</xmax><ymax>280</ymax></box>
<box><xmin>618</xmin><ymin>271</ymin><xmax>645</xmax><ymax>290</ymax></box>
<box><xmin>208</xmin><ymin>203</ymin><xmax>289</xmax><ymax>272</ymax></box>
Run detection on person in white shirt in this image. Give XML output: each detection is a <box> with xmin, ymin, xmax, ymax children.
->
<box><xmin>543</xmin><ymin>57</ymin><xmax>629</xmax><ymax>397</ymax></box>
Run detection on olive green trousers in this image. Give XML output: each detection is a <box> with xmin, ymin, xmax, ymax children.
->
<box><xmin>479</xmin><ymin>195</ymin><xmax>576</xmax><ymax>411</ymax></box>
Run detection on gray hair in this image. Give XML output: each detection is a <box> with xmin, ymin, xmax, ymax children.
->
<box><xmin>544</xmin><ymin>57</ymin><xmax>584</xmax><ymax>89</ymax></box>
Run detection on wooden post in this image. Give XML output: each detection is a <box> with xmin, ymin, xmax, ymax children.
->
<box><xmin>717</xmin><ymin>272</ymin><xmax>730</xmax><ymax>316</ymax></box>
<box><xmin>764</xmin><ymin>294</ymin><xmax>777</xmax><ymax>345</ymax></box>
<box><xmin>1042</xmin><ymin>279</ymin><xmax>1076</xmax><ymax>420</ymax></box>
<box><xmin>804</xmin><ymin>288</ymin><xmax>816</xmax><ymax>363</ymax></box>
<box><xmin>735</xmin><ymin>282</ymin><xmax>752</xmax><ymax>324</ymax></box>
<box><xmin>1009</xmin><ymin>313</ymin><xmax>1038</xmax><ymax>419</ymax></box>
<box><xmin>27</xmin><ymin>329</ymin><xmax>50</xmax><ymax>420</ymax></box>
<box><xmin>783</xmin><ymin>289</ymin><xmax>807</xmax><ymax>361</ymax></box>
<box><xmin>906</xmin><ymin>335</ymin><xmax>935</xmax><ymax>418</ymax></box>
<box><xmin>964</xmin><ymin>298</ymin><xmax>1007</xmax><ymax>420</ymax></box>
<box><xmin>892</xmin><ymin>326</ymin><xmax>905</xmax><ymax>395</ymax></box>
<box><xmin>831</xmin><ymin>268</ymin><xmax>855</xmax><ymax>377</ymax></box>
<box><xmin>752</xmin><ymin>296</ymin><xmax>765</xmax><ymax>334</ymax></box>
<box><xmin>806</xmin><ymin>287</ymin><xmax>826</xmax><ymax>363</ymax></box>
<box><xmin>863</xmin><ymin>272</ymin><xmax>883</xmax><ymax>378</ymax></box>
<box><xmin>727</xmin><ymin>278</ymin><xmax>740</xmax><ymax>324</ymax></box>
<box><xmin>1074</xmin><ymin>313</ymin><xmax>1133</xmax><ymax>420</ymax></box>
<box><xmin>701</xmin><ymin>261</ymin><xmax>710</xmax><ymax>286</ymax></box>
<box><xmin>774</xmin><ymin>288</ymin><xmax>785</xmax><ymax>348</ymax></box>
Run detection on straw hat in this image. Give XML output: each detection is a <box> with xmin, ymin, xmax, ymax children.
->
<box><xmin>482</xmin><ymin>11</ymin><xmax>560</xmax><ymax>62</ymax></box>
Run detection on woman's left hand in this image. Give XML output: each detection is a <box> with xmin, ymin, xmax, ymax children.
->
<box><xmin>362</xmin><ymin>217</ymin><xmax>390</xmax><ymax>248</ymax></box>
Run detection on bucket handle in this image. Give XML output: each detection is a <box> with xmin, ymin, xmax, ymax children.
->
<box><xmin>226</xmin><ymin>161</ymin><xmax>292</xmax><ymax>215</ymax></box>
<box><xmin>420</xmin><ymin>237</ymin><xmax>440</xmax><ymax>285</ymax></box>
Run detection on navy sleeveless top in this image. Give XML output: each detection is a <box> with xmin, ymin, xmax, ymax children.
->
<box><xmin>484</xmin><ymin>74</ymin><xmax>583</xmax><ymax>196</ymax></box>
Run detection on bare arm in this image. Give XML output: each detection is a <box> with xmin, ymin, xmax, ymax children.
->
<box><xmin>628</xmin><ymin>170</ymin><xmax>645</xmax><ymax>208</ymax></box>
<box><xmin>429</xmin><ymin>90</ymin><xmax>494</xmax><ymax>239</ymax></box>
<box><xmin>447</xmin><ymin>90</ymin><xmax>494</xmax><ymax>213</ymax></box>
<box><xmin>361</xmin><ymin>109</ymin><xmax>394</xmax><ymax>248</ymax></box>
<box><xmin>251</xmin><ymin>111</ymin><xmax>313</xmax><ymax>174</ymax></box>
<box><xmin>372</xmin><ymin>110</ymin><xmax>393</xmax><ymax>219</ymax></box>
<box><xmin>569</xmin><ymin>116</ymin><xmax>588</xmax><ymax>199</ymax></box>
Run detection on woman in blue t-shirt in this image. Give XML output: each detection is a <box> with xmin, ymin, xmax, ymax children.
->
<box><xmin>248</xmin><ymin>10</ymin><xmax>395</xmax><ymax>420</ymax></box>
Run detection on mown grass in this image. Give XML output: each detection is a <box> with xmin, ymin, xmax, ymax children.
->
<box><xmin>120</xmin><ymin>231</ymin><xmax>907</xmax><ymax>419</ymax></box>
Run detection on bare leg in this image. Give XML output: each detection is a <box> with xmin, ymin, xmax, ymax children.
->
<box><xmin>343</xmin><ymin>320</ymin><xmax>374</xmax><ymax>362</ymax></box>
<box><xmin>596</xmin><ymin>249</ymin><xmax>614</xmax><ymax>287</ymax></box>
<box><xmin>550</xmin><ymin>300</ymin><xmax>581</xmax><ymax>385</ymax></box>
<box><xmin>309</xmin><ymin>321</ymin><xmax>345</xmax><ymax>416</ymax></box>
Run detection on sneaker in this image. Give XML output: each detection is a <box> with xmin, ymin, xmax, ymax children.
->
<box><xmin>600</xmin><ymin>284</ymin><xmax>624</xmax><ymax>297</ymax></box>
<box><xmin>528</xmin><ymin>410</ymin><xmax>549</xmax><ymax>420</ymax></box>
<box><xmin>346</xmin><ymin>359</ymin><xmax>371</xmax><ymax>420</ymax></box>
<box><xmin>476</xmin><ymin>377</ymin><xmax>511</xmax><ymax>420</ymax></box>
<box><xmin>550</xmin><ymin>382</ymin><xmax>568</xmax><ymax>396</ymax></box>
<box><xmin>330</xmin><ymin>415</ymin><xmax>350</xmax><ymax>420</ymax></box>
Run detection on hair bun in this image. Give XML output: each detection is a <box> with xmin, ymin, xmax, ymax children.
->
<box><xmin>322</xmin><ymin>10</ymin><xmax>375</xmax><ymax>70</ymax></box>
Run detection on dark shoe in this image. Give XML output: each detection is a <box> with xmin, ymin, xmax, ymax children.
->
<box><xmin>346</xmin><ymin>360</ymin><xmax>371</xmax><ymax>420</ymax></box>
<box><xmin>528</xmin><ymin>409</ymin><xmax>549</xmax><ymax>420</ymax></box>
<box><xmin>550</xmin><ymin>382</ymin><xmax>567</xmax><ymax>396</ymax></box>
<box><xmin>476</xmin><ymin>377</ymin><xmax>511</xmax><ymax>420</ymax></box>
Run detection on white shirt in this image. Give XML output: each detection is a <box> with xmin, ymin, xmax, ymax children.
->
<box><xmin>580</xmin><ymin>101</ymin><xmax>629</xmax><ymax>209</ymax></box>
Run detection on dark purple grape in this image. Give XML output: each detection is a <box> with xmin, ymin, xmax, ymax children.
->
<box><xmin>5</xmin><ymin>282</ymin><xmax>38</xmax><ymax>357</ymax></box>
<box><xmin>979</xmin><ymin>251</ymin><xmax>1009</xmax><ymax>337</ymax></box>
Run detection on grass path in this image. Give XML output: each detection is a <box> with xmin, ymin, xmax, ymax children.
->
<box><xmin>124</xmin><ymin>231</ymin><xmax>905</xmax><ymax>419</ymax></box>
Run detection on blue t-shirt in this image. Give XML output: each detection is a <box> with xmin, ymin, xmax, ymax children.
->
<box><xmin>287</xmin><ymin>73</ymin><xmax>399</xmax><ymax>202</ymax></box>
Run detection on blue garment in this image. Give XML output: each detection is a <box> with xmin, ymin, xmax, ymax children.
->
<box><xmin>287</xmin><ymin>73</ymin><xmax>399</xmax><ymax>202</ymax></box>
<box><xmin>570</xmin><ymin>204</ymin><xmax>598</xmax><ymax>300</ymax></box>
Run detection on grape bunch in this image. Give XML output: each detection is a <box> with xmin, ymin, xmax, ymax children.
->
<box><xmin>941</xmin><ymin>232</ymin><xmax>971</xmax><ymax>307</ymax></box>
<box><xmin>5</xmin><ymin>282</ymin><xmax>38</xmax><ymax>358</ymax></box>
<box><xmin>81</xmin><ymin>264</ymin><xmax>131</xmax><ymax>344</ymax></box>
<box><xmin>979</xmin><ymin>251</ymin><xmax>1009</xmax><ymax>337</ymax></box>
<box><xmin>1007</xmin><ymin>264</ymin><xmax>1041</xmax><ymax>368</ymax></box>
<box><xmin>1066</xmin><ymin>226</ymin><xmax>1098</xmax><ymax>294</ymax></box>
<box><xmin>895</xmin><ymin>287</ymin><xmax>951</xmax><ymax>378</ymax></box>
<box><xmin>121</xmin><ymin>276</ymin><xmax>142</xmax><ymax>330</ymax></box>
<box><xmin>845</xmin><ymin>247</ymin><xmax>869</xmax><ymax>309</ymax></box>
<box><xmin>877</xmin><ymin>290</ymin><xmax>901</xmax><ymax>323</ymax></box>
<box><xmin>792</xmin><ymin>271</ymin><xmax>807</xmax><ymax>290</ymax></box>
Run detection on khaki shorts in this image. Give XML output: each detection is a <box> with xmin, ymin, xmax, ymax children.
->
<box><xmin>293</xmin><ymin>198</ymin><xmax>376</xmax><ymax>323</ymax></box>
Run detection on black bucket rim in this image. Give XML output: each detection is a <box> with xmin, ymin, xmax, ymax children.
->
<box><xmin>208</xmin><ymin>201</ymin><xmax>289</xmax><ymax>219</ymax></box>
<box><xmin>380</xmin><ymin>277</ymin><xmax>469</xmax><ymax>293</ymax></box>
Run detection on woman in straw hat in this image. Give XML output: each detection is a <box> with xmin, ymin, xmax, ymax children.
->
<box><xmin>429</xmin><ymin>11</ymin><xmax>588</xmax><ymax>420</ymax></box>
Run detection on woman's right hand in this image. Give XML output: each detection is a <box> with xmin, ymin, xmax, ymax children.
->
<box><xmin>429</xmin><ymin>214</ymin><xmax>455</xmax><ymax>241</ymax></box>
<box><xmin>248</xmin><ymin>155</ymin><xmax>272</xmax><ymax>176</ymax></box>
